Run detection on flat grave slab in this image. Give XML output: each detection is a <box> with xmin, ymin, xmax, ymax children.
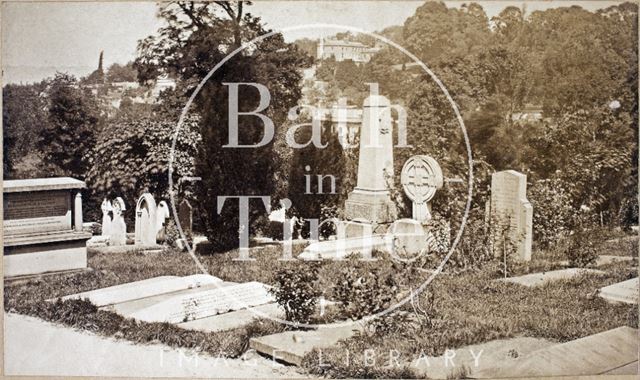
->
<box><xmin>250</xmin><ymin>322</ymin><xmax>363</xmax><ymax>366</ymax></box>
<box><xmin>596</xmin><ymin>255</ymin><xmax>635</xmax><ymax>266</ymax></box>
<box><xmin>126</xmin><ymin>281</ymin><xmax>275</xmax><ymax>324</ymax></box>
<box><xmin>599</xmin><ymin>277</ymin><xmax>639</xmax><ymax>305</ymax></box>
<box><xmin>87</xmin><ymin>244</ymin><xmax>163</xmax><ymax>254</ymax></box>
<box><xmin>498</xmin><ymin>268</ymin><xmax>605</xmax><ymax>288</ymax></box>
<box><xmin>109</xmin><ymin>280</ymin><xmax>238</xmax><ymax>317</ymax></box>
<box><xmin>299</xmin><ymin>235</ymin><xmax>390</xmax><ymax>260</ymax></box>
<box><xmin>474</xmin><ymin>326</ymin><xmax>639</xmax><ymax>378</ymax></box>
<box><xmin>178</xmin><ymin>303</ymin><xmax>284</xmax><ymax>332</ymax></box>
<box><xmin>410</xmin><ymin>337</ymin><xmax>555</xmax><ymax>379</ymax></box>
<box><xmin>61</xmin><ymin>274</ymin><xmax>222</xmax><ymax>307</ymax></box>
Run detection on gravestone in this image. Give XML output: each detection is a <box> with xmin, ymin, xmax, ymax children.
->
<box><xmin>100</xmin><ymin>199</ymin><xmax>112</xmax><ymax>236</ymax></box>
<box><xmin>343</xmin><ymin>95</ymin><xmax>397</xmax><ymax>230</ymax></box>
<box><xmin>178</xmin><ymin>199</ymin><xmax>193</xmax><ymax>235</ymax></box>
<box><xmin>3</xmin><ymin>177</ymin><xmax>92</xmax><ymax>277</ymax></box>
<box><xmin>599</xmin><ymin>277</ymin><xmax>638</xmax><ymax>304</ymax></box>
<box><xmin>489</xmin><ymin>170</ymin><xmax>533</xmax><ymax>261</ymax></box>
<box><xmin>110</xmin><ymin>197</ymin><xmax>127</xmax><ymax>246</ymax></box>
<box><xmin>62</xmin><ymin>274</ymin><xmax>222</xmax><ymax>307</ymax></box>
<box><xmin>135</xmin><ymin>193</ymin><xmax>157</xmax><ymax>245</ymax></box>
<box><xmin>127</xmin><ymin>281</ymin><xmax>274</xmax><ymax>323</ymax></box>
<box><xmin>387</xmin><ymin>219</ymin><xmax>429</xmax><ymax>256</ymax></box>
<box><xmin>400</xmin><ymin>155</ymin><xmax>443</xmax><ymax>223</ymax></box>
<box><xmin>155</xmin><ymin>200</ymin><xmax>170</xmax><ymax>241</ymax></box>
<box><xmin>250</xmin><ymin>322</ymin><xmax>363</xmax><ymax>366</ymax></box>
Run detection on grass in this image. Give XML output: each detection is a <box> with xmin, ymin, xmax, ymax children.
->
<box><xmin>302</xmin><ymin>261</ymin><xmax>638</xmax><ymax>378</ymax></box>
<box><xmin>4</xmin><ymin>233</ymin><xmax>638</xmax><ymax>378</ymax></box>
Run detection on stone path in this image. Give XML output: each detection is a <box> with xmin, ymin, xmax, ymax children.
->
<box><xmin>473</xmin><ymin>326</ymin><xmax>638</xmax><ymax>378</ymax></box>
<box><xmin>498</xmin><ymin>268</ymin><xmax>605</xmax><ymax>287</ymax></box>
<box><xmin>4</xmin><ymin>313</ymin><xmax>305</xmax><ymax>378</ymax></box>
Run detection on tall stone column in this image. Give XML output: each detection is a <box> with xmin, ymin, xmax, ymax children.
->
<box><xmin>74</xmin><ymin>192</ymin><xmax>83</xmax><ymax>232</ymax></box>
<box><xmin>344</xmin><ymin>95</ymin><xmax>397</xmax><ymax>228</ymax></box>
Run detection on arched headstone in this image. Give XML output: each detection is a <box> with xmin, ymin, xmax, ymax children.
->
<box><xmin>110</xmin><ymin>197</ymin><xmax>127</xmax><ymax>246</ymax></box>
<box><xmin>135</xmin><ymin>193</ymin><xmax>157</xmax><ymax>245</ymax></box>
<box><xmin>100</xmin><ymin>198</ymin><xmax>113</xmax><ymax>236</ymax></box>
<box><xmin>156</xmin><ymin>201</ymin><xmax>170</xmax><ymax>241</ymax></box>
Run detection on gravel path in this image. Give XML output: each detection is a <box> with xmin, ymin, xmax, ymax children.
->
<box><xmin>4</xmin><ymin>313</ymin><xmax>306</xmax><ymax>378</ymax></box>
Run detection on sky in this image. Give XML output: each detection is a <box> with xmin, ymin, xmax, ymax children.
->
<box><xmin>2</xmin><ymin>1</ymin><xmax>625</xmax><ymax>84</ymax></box>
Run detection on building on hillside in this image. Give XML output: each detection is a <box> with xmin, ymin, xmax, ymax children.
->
<box><xmin>317</xmin><ymin>38</ymin><xmax>381</xmax><ymax>63</ymax></box>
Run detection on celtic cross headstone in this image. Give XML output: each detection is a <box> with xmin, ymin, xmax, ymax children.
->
<box><xmin>400</xmin><ymin>155</ymin><xmax>443</xmax><ymax>223</ymax></box>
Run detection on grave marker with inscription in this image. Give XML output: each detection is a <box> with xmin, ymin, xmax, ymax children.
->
<box><xmin>127</xmin><ymin>281</ymin><xmax>275</xmax><ymax>323</ymax></box>
<box><xmin>3</xmin><ymin>177</ymin><xmax>92</xmax><ymax>277</ymax></box>
<box><xmin>489</xmin><ymin>170</ymin><xmax>533</xmax><ymax>261</ymax></box>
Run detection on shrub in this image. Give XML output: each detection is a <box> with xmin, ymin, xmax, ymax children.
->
<box><xmin>266</xmin><ymin>220</ymin><xmax>284</xmax><ymax>241</ymax></box>
<box><xmin>270</xmin><ymin>262</ymin><xmax>321</xmax><ymax>325</ymax></box>
<box><xmin>529</xmin><ymin>178</ymin><xmax>575</xmax><ymax>248</ymax></box>
<box><xmin>333</xmin><ymin>259</ymin><xmax>397</xmax><ymax>321</ymax></box>
<box><xmin>565</xmin><ymin>229</ymin><xmax>598</xmax><ymax>267</ymax></box>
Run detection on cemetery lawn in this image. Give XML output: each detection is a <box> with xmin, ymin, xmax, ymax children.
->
<box><xmin>4</xmin><ymin>239</ymin><xmax>638</xmax><ymax>378</ymax></box>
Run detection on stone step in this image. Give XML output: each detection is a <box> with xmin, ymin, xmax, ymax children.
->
<box><xmin>250</xmin><ymin>322</ymin><xmax>363</xmax><ymax>365</ymax></box>
<box><xmin>473</xmin><ymin>326</ymin><xmax>639</xmax><ymax>378</ymax></box>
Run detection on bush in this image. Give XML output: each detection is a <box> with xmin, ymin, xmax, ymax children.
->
<box><xmin>266</xmin><ymin>220</ymin><xmax>284</xmax><ymax>241</ymax></box>
<box><xmin>565</xmin><ymin>229</ymin><xmax>599</xmax><ymax>267</ymax></box>
<box><xmin>270</xmin><ymin>262</ymin><xmax>321</xmax><ymax>325</ymax></box>
<box><xmin>529</xmin><ymin>178</ymin><xmax>575</xmax><ymax>248</ymax></box>
<box><xmin>334</xmin><ymin>259</ymin><xmax>397</xmax><ymax>322</ymax></box>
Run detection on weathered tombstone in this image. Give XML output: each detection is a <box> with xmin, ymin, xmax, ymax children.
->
<box><xmin>400</xmin><ymin>155</ymin><xmax>443</xmax><ymax>223</ymax></box>
<box><xmin>387</xmin><ymin>219</ymin><xmax>429</xmax><ymax>257</ymax></box>
<box><xmin>3</xmin><ymin>177</ymin><xmax>92</xmax><ymax>277</ymax></box>
<box><xmin>135</xmin><ymin>193</ymin><xmax>157</xmax><ymax>245</ymax></box>
<box><xmin>489</xmin><ymin>170</ymin><xmax>533</xmax><ymax>261</ymax></box>
<box><xmin>127</xmin><ymin>281</ymin><xmax>275</xmax><ymax>324</ymax></box>
<box><xmin>344</xmin><ymin>95</ymin><xmax>397</xmax><ymax>231</ymax></box>
<box><xmin>178</xmin><ymin>199</ymin><xmax>193</xmax><ymax>235</ymax></box>
<box><xmin>156</xmin><ymin>200</ymin><xmax>170</xmax><ymax>241</ymax></box>
<box><xmin>100</xmin><ymin>198</ymin><xmax>113</xmax><ymax>236</ymax></box>
<box><xmin>110</xmin><ymin>197</ymin><xmax>127</xmax><ymax>246</ymax></box>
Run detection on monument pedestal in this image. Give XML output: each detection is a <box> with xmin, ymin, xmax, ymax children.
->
<box><xmin>344</xmin><ymin>189</ymin><xmax>397</xmax><ymax>228</ymax></box>
<box><xmin>3</xmin><ymin>177</ymin><xmax>92</xmax><ymax>278</ymax></box>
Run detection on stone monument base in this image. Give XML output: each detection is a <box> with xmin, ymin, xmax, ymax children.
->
<box><xmin>386</xmin><ymin>219</ymin><xmax>429</xmax><ymax>256</ymax></box>
<box><xmin>344</xmin><ymin>189</ymin><xmax>397</xmax><ymax>224</ymax></box>
<box><xmin>4</xmin><ymin>230</ymin><xmax>92</xmax><ymax>278</ymax></box>
<box><xmin>298</xmin><ymin>235</ymin><xmax>392</xmax><ymax>260</ymax></box>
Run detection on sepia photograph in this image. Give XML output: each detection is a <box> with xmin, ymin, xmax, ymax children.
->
<box><xmin>2</xmin><ymin>0</ymin><xmax>639</xmax><ymax>378</ymax></box>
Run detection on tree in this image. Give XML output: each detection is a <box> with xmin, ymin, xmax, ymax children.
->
<box><xmin>2</xmin><ymin>81</ymin><xmax>50</xmax><ymax>178</ymax></box>
<box><xmin>135</xmin><ymin>2</ymin><xmax>311</xmax><ymax>252</ymax></box>
<box><xmin>39</xmin><ymin>73</ymin><xmax>101</xmax><ymax>178</ymax></box>
<box><xmin>287</xmin><ymin>120</ymin><xmax>350</xmax><ymax>228</ymax></box>
<box><xmin>86</xmin><ymin>115</ymin><xmax>200</xmax><ymax>199</ymax></box>
<box><xmin>106</xmin><ymin>62</ymin><xmax>138</xmax><ymax>83</ymax></box>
